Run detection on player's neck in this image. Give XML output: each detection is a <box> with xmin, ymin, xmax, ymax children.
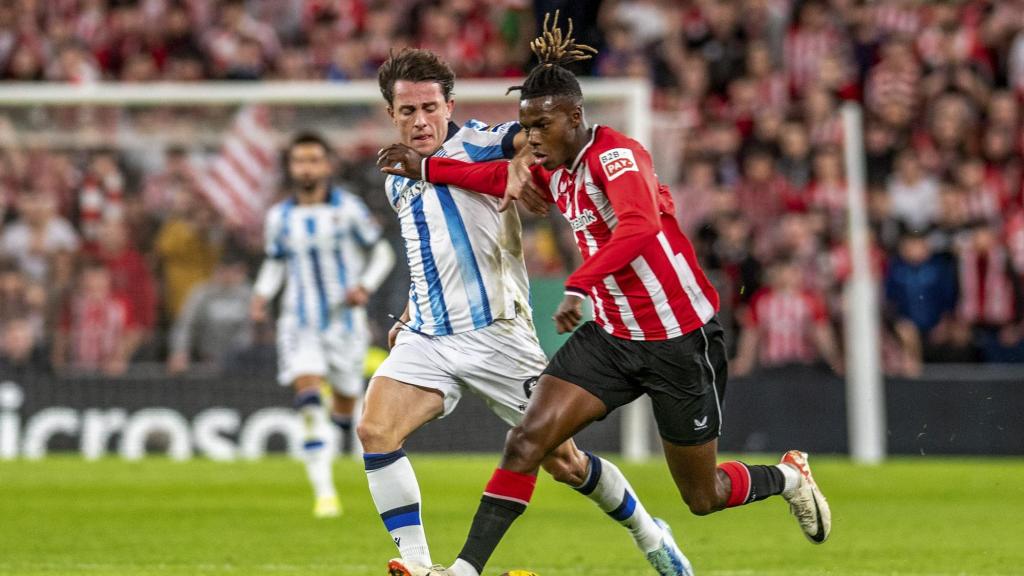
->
<box><xmin>295</xmin><ymin>184</ymin><xmax>329</xmax><ymax>205</ymax></box>
<box><xmin>561</xmin><ymin>125</ymin><xmax>593</xmax><ymax>170</ymax></box>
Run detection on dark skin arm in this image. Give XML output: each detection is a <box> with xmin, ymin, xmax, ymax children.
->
<box><xmin>376</xmin><ymin>142</ymin><xmax>549</xmax><ymax>215</ymax></box>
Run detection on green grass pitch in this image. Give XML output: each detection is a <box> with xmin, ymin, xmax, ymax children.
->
<box><xmin>0</xmin><ymin>455</ymin><xmax>1021</xmax><ymax>575</ymax></box>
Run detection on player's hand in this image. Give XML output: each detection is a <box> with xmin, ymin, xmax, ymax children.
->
<box><xmin>377</xmin><ymin>143</ymin><xmax>424</xmax><ymax>180</ymax></box>
<box><xmin>388</xmin><ymin>322</ymin><xmax>402</xmax><ymax>349</ymax></box>
<box><xmin>499</xmin><ymin>150</ymin><xmax>548</xmax><ymax>215</ymax></box>
<box><xmin>553</xmin><ymin>294</ymin><xmax>584</xmax><ymax>334</ymax></box>
<box><xmin>344</xmin><ymin>285</ymin><xmax>370</xmax><ymax>307</ymax></box>
<box><xmin>249</xmin><ymin>296</ymin><xmax>267</xmax><ymax>324</ymax></box>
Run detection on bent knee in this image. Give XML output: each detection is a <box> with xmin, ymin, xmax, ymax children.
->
<box><xmin>356</xmin><ymin>419</ymin><xmax>400</xmax><ymax>453</ymax></box>
<box><xmin>503</xmin><ymin>425</ymin><xmax>549</xmax><ymax>468</ymax></box>
<box><xmin>683</xmin><ymin>492</ymin><xmax>722</xmax><ymax>516</ymax></box>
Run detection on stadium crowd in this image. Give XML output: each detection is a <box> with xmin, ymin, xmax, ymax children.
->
<box><xmin>2</xmin><ymin>0</ymin><xmax>1024</xmax><ymax>378</ymax></box>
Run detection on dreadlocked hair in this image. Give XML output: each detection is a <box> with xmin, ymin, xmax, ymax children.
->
<box><xmin>508</xmin><ymin>10</ymin><xmax>598</xmax><ymax>101</ymax></box>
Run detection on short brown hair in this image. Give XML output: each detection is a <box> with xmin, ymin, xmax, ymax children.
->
<box><xmin>377</xmin><ymin>48</ymin><xmax>455</xmax><ymax>106</ymax></box>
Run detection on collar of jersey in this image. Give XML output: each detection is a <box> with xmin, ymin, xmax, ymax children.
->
<box><xmin>568</xmin><ymin>125</ymin><xmax>600</xmax><ymax>174</ymax></box>
<box><xmin>438</xmin><ymin>121</ymin><xmax>460</xmax><ymax>151</ymax></box>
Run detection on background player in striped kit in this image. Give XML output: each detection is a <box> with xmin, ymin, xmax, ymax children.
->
<box><xmin>380</xmin><ymin>13</ymin><xmax>833</xmax><ymax>576</ymax></box>
<box><xmin>361</xmin><ymin>48</ymin><xmax>685</xmax><ymax>576</ymax></box>
<box><xmin>250</xmin><ymin>132</ymin><xmax>395</xmax><ymax>518</ymax></box>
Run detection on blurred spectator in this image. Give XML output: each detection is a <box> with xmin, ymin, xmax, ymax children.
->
<box><xmin>167</xmin><ymin>250</ymin><xmax>253</xmax><ymax>374</ymax></box>
<box><xmin>956</xmin><ymin>224</ymin><xmax>1024</xmax><ymax>362</ymax></box>
<box><xmin>142</xmin><ymin>146</ymin><xmax>192</xmax><ymax>219</ymax></box>
<box><xmin>734</xmin><ymin>146</ymin><xmax>796</xmax><ymax>234</ymax></box>
<box><xmin>887</xmin><ymin>149</ymin><xmax>940</xmax><ymax>231</ymax></box>
<box><xmin>86</xmin><ymin>218</ymin><xmax>158</xmax><ymax>346</ymax></box>
<box><xmin>52</xmin><ymin>261</ymin><xmax>138</xmax><ymax>376</ymax></box>
<box><xmin>866</xmin><ymin>39</ymin><xmax>921</xmax><ymax>126</ymax></box>
<box><xmin>776</xmin><ymin>121</ymin><xmax>812</xmax><ymax>191</ymax></box>
<box><xmin>0</xmin><ymin>315</ymin><xmax>48</xmax><ymax>376</ymax></box>
<box><xmin>0</xmin><ymin>258</ymin><xmax>46</xmax><ymax>344</ymax></box>
<box><xmin>807</xmin><ymin>146</ymin><xmax>847</xmax><ymax>222</ymax></box>
<box><xmin>77</xmin><ymin>151</ymin><xmax>125</xmax><ymax>242</ymax></box>
<box><xmin>957</xmin><ymin>156</ymin><xmax>1007</xmax><ymax>223</ymax></box>
<box><xmin>154</xmin><ymin>190</ymin><xmax>222</xmax><ymax>321</ymax></box>
<box><xmin>0</xmin><ymin>188</ymin><xmax>80</xmax><ymax>286</ymax></box>
<box><xmin>784</xmin><ymin>0</ymin><xmax>843</xmax><ymax>97</ymax></box>
<box><xmin>732</xmin><ymin>258</ymin><xmax>843</xmax><ymax>376</ymax></box>
<box><xmin>884</xmin><ymin>228</ymin><xmax>960</xmax><ymax>361</ymax></box>
<box><xmin>204</xmin><ymin>0</ymin><xmax>280</xmax><ymax>78</ymax></box>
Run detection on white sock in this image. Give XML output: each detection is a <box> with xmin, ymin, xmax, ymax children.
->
<box><xmin>297</xmin><ymin>390</ymin><xmax>335</xmax><ymax>499</ymax></box>
<box><xmin>450</xmin><ymin>558</ymin><xmax>480</xmax><ymax>576</ymax></box>
<box><xmin>575</xmin><ymin>452</ymin><xmax>663</xmax><ymax>553</ymax></box>
<box><xmin>364</xmin><ymin>449</ymin><xmax>431</xmax><ymax>566</ymax></box>
<box><xmin>777</xmin><ymin>463</ymin><xmax>801</xmax><ymax>497</ymax></box>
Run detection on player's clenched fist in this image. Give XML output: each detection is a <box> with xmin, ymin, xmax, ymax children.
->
<box><xmin>553</xmin><ymin>293</ymin><xmax>584</xmax><ymax>333</ymax></box>
<box><xmin>377</xmin><ymin>143</ymin><xmax>424</xmax><ymax>179</ymax></box>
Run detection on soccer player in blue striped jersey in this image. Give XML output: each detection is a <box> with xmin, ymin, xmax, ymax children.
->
<box><xmin>361</xmin><ymin>49</ymin><xmax>680</xmax><ymax>576</ymax></box>
<box><xmin>251</xmin><ymin>132</ymin><xmax>395</xmax><ymax>518</ymax></box>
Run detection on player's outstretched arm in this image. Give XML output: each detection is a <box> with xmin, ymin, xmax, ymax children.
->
<box><xmin>377</xmin><ymin>143</ymin><xmax>550</xmax><ymax>214</ymax></box>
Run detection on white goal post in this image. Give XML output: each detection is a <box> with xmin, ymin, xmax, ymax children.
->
<box><xmin>0</xmin><ymin>79</ymin><xmax>656</xmax><ymax>461</ymax></box>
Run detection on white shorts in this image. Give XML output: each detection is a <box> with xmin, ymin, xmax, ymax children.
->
<box><xmin>277</xmin><ymin>315</ymin><xmax>368</xmax><ymax>397</ymax></box>
<box><xmin>372</xmin><ymin>313</ymin><xmax>548</xmax><ymax>426</ymax></box>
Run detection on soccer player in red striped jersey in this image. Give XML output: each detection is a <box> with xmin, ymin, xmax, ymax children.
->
<box><xmin>380</xmin><ymin>14</ymin><xmax>831</xmax><ymax>576</ymax></box>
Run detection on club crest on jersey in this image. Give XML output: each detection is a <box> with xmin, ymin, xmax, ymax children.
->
<box><xmin>599</xmin><ymin>148</ymin><xmax>638</xmax><ymax>181</ymax></box>
<box><xmin>569</xmin><ymin>208</ymin><xmax>597</xmax><ymax>231</ymax></box>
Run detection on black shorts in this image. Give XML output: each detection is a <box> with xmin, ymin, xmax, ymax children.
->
<box><xmin>543</xmin><ymin>318</ymin><xmax>728</xmax><ymax>446</ymax></box>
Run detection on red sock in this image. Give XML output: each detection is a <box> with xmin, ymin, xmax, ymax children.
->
<box><xmin>719</xmin><ymin>461</ymin><xmax>785</xmax><ymax>507</ymax></box>
<box><xmin>483</xmin><ymin>468</ymin><xmax>537</xmax><ymax>507</ymax></box>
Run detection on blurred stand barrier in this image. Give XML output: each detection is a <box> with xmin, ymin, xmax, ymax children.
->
<box><xmin>0</xmin><ymin>364</ymin><xmax>1020</xmax><ymax>460</ymax></box>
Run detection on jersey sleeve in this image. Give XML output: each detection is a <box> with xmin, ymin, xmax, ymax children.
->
<box><xmin>564</xmin><ymin>139</ymin><xmax>663</xmax><ymax>296</ymax></box>
<box><xmin>425</xmin><ymin>156</ymin><xmax>509</xmax><ymax>197</ymax></box>
<box><xmin>454</xmin><ymin>120</ymin><xmax>522</xmax><ymax>161</ymax></box>
<box><xmin>348</xmin><ymin>197</ymin><xmax>383</xmax><ymax>247</ymax></box>
<box><xmin>263</xmin><ymin>205</ymin><xmax>286</xmax><ymax>260</ymax></box>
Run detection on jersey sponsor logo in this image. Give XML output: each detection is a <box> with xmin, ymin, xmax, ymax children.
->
<box><xmin>395</xmin><ymin>181</ymin><xmax>427</xmax><ymax>210</ymax></box>
<box><xmin>568</xmin><ymin>208</ymin><xmax>597</xmax><ymax>232</ymax></box>
<box><xmin>599</xmin><ymin>148</ymin><xmax>639</xmax><ymax>181</ymax></box>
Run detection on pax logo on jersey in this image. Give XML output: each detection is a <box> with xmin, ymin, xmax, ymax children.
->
<box><xmin>599</xmin><ymin>148</ymin><xmax>639</xmax><ymax>181</ymax></box>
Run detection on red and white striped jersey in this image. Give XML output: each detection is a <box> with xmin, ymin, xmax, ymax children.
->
<box><xmin>957</xmin><ymin>242</ymin><xmax>1021</xmax><ymax>326</ymax></box>
<box><xmin>61</xmin><ymin>295</ymin><xmax>131</xmax><ymax>372</ymax></box>
<box><xmin>1007</xmin><ymin>210</ymin><xmax>1024</xmax><ymax>275</ymax></box>
<box><xmin>745</xmin><ymin>287</ymin><xmax>829</xmax><ymax>367</ymax></box>
<box><xmin>534</xmin><ymin>126</ymin><xmax>719</xmax><ymax>341</ymax></box>
<box><xmin>784</xmin><ymin>28</ymin><xmax>840</xmax><ymax>94</ymax></box>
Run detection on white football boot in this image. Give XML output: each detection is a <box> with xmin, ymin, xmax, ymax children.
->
<box><xmin>780</xmin><ymin>450</ymin><xmax>831</xmax><ymax>544</ymax></box>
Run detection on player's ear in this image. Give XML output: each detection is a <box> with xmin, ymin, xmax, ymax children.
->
<box><xmin>570</xmin><ymin>105</ymin><xmax>583</xmax><ymax>128</ymax></box>
<box><xmin>386</xmin><ymin>105</ymin><xmax>396</xmax><ymax>123</ymax></box>
<box><xmin>444</xmin><ymin>98</ymin><xmax>454</xmax><ymax>120</ymax></box>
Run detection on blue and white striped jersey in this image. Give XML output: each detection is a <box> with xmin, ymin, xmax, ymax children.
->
<box><xmin>257</xmin><ymin>186</ymin><xmax>387</xmax><ymax>331</ymax></box>
<box><xmin>386</xmin><ymin>119</ymin><xmax>530</xmax><ymax>336</ymax></box>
